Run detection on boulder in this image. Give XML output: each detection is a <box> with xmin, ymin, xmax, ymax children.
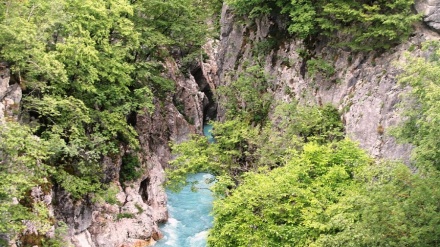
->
<box><xmin>416</xmin><ymin>0</ymin><xmax>440</xmax><ymax>32</ymax></box>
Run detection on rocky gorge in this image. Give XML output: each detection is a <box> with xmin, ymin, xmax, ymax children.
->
<box><xmin>2</xmin><ymin>0</ymin><xmax>440</xmax><ymax>246</ymax></box>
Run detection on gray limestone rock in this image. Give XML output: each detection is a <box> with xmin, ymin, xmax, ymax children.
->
<box><xmin>50</xmin><ymin>53</ymin><xmax>208</xmax><ymax>247</ymax></box>
<box><xmin>209</xmin><ymin>5</ymin><xmax>440</xmax><ymax>162</ymax></box>
<box><xmin>0</xmin><ymin>67</ymin><xmax>21</xmax><ymax>122</ymax></box>
<box><xmin>416</xmin><ymin>0</ymin><xmax>440</xmax><ymax>32</ymax></box>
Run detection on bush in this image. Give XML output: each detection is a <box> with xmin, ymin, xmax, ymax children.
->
<box><xmin>119</xmin><ymin>153</ymin><xmax>142</xmax><ymax>185</ymax></box>
<box><xmin>227</xmin><ymin>0</ymin><xmax>420</xmax><ymax>51</ymax></box>
<box><xmin>116</xmin><ymin>213</ymin><xmax>135</xmax><ymax>220</ymax></box>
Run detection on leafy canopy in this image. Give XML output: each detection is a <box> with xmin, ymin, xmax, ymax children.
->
<box><xmin>0</xmin><ymin>0</ymin><xmax>216</xmax><ymax>242</ymax></box>
<box><xmin>395</xmin><ymin>41</ymin><xmax>440</xmax><ymax>170</ymax></box>
<box><xmin>167</xmin><ymin>101</ymin><xmax>345</xmax><ymax>194</ymax></box>
<box><xmin>209</xmin><ymin>144</ymin><xmax>440</xmax><ymax>247</ymax></box>
<box><xmin>227</xmin><ymin>0</ymin><xmax>420</xmax><ymax>51</ymax></box>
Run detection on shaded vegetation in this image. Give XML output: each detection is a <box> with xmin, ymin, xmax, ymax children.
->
<box><xmin>119</xmin><ymin>153</ymin><xmax>142</xmax><ymax>186</ymax></box>
<box><xmin>227</xmin><ymin>0</ymin><xmax>420</xmax><ymax>51</ymax></box>
<box><xmin>167</xmin><ymin>102</ymin><xmax>345</xmax><ymax>193</ymax></box>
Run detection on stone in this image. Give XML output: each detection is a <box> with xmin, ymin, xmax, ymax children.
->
<box><xmin>415</xmin><ymin>0</ymin><xmax>440</xmax><ymax>32</ymax></box>
<box><xmin>0</xmin><ymin>67</ymin><xmax>21</xmax><ymax>122</ymax></box>
<box><xmin>209</xmin><ymin>4</ymin><xmax>432</xmax><ymax>162</ymax></box>
<box><xmin>71</xmin><ymin>231</ymin><xmax>96</xmax><ymax>247</ymax></box>
<box><xmin>151</xmin><ymin>230</ymin><xmax>163</xmax><ymax>241</ymax></box>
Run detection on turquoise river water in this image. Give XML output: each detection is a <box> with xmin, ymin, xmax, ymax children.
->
<box><xmin>155</xmin><ymin>125</ymin><xmax>215</xmax><ymax>247</ymax></box>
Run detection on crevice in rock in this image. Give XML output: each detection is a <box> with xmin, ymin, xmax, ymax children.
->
<box><xmin>139</xmin><ymin>177</ymin><xmax>150</xmax><ymax>205</ymax></box>
<box><xmin>191</xmin><ymin>67</ymin><xmax>217</xmax><ymax>123</ymax></box>
<box><xmin>119</xmin><ymin>194</ymin><xmax>129</xmax><ymax>214</ymax></box>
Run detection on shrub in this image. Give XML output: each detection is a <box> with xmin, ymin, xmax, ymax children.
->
<box><xmin>227</xmin><ymin>0</ymin><xmax>420</xmax><ymax>51</ymax></box>
<box><xmin>116</xmin><ymin>213</ymin><xmax>135</xmax><ymax>220</ymax></box>
<box><xmin>119</xmin><ymin>153</ymin><xmax>142</xmax><ymax>185</ymax></box>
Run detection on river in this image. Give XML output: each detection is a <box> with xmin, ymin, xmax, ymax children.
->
<box><xmin>155</xmin><ymin>125</ymin><xmax>215</xmax><ymax>247</ymax></box>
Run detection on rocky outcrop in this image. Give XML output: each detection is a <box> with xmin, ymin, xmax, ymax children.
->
<box><xmin>53</xmin><ymin>56</ymin><xmax>210</xmax><ymax>247</ymax></box>
<box><xmin>0</xmin><ymin>65</ymin><xmax>21</xmax><ymax>123</ymax></box>
<box><xmin>200</xmin><ymin>40</ymin><xmax>220</xmax><ymax>122</ymax></box>
<box><xmin>416</xmin><ymin>0</ymin><xmax>440</xmax><ymax>32</ymax></box>
<box><xmin>212</xmin><ymin>4</ymin><xmax>440</xmax><ymax>162</ymax></box>
<box><xmin>0</xmin><ymin>15</ymin><xmax>212</xmax><ymax>247</ymax></box>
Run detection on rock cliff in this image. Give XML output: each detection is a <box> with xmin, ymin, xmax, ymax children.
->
<box><xmin>416</xmin><ymin>0</ymin><xmax>440</xmax><ymax>31</ymax></box>
<box><xmin>1</xmin><ymin>54</ymin><xmax>211</xmax><ymax>246</ymax></box>
<box><xmin>210</xmin><ymin>2</ymin><xmax>440</xmax><ymax>162</ymax></box>
<box><xmin>57</xmin><ymin>58</ymin><xmax>211</xmax><ymax>246</ymax></box>
<box><xmin>3</xmin><ymin>1</ymin><xmax>440</xmax><ymax>246</ymax></box>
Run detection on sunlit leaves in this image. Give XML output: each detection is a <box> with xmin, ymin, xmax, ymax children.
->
<box><xmin>0</xmin><ymin>0</ymin><xmax>216</xmax><ymax>243</ymax></box>
<box><xmin>395</xmin><ymin>41</ymin><xmax>440</xmax><ymax>170</ymax></box>
<box><xmin>0</xmin><ymin>122</ymin><xmax>58</xmax><ymax>238</ymax></box>
<box><xmin>168</xmin><ymin>102</ymin><xmax>346</xmax><ymax>194</ymax></box>
<box><xmin>208</xmin><ymin>140</ymin><xmax>370</xmax><ymax>247</ymax></box>
<box><xmin>208</xmin><ymin>143</ymin><xmax>440</xmax><ymax>247</ymax></box>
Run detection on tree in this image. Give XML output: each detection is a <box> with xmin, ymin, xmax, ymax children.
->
<box><xmin>0</xmin><ymin>0</ymin><xmax>218</xmax><ymax>243</ymax></box>
<box><xmin>226</xmin><ymin>0</ymin><xmax>420</xmax><ymax>51</ymax></box>
<box><xmin>0</xmin><ymin>122</ymin><xmax>57</xmax><ymax>244</ymax></box>
<box><xmin>219</xmin><ymin>64</ymin><xmax>274</xmax><ymax>125</ymax></box>
<box><xmin>395</xmin><ymin>41</ymin><xmax>440</xmax><ymax>170</ymax></box>
<box><xmin>316</xmin><ymin>163</ymin><xmax>440</xmax><ymax>247</ymax></box>
<box><xmin>207</xmin><ymin>141</ymin><xmax>440</xmax><ymax>247</ymax></box>
<box><xmin>208</xmin><ymin>140</ymin><xmax>370</xmax><ymax>247</ymax></box>
<box><xmin>168</xmin><ymin>101</ymin><xmax>346</xmax><ymax>195</ymax></box>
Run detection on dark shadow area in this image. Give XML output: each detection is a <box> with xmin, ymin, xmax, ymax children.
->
<box><xmin>139</xmin><ymin>177</ymin><xmax>150</xmax><ymax>204</ymax></box>
<box><xmin>191</xmin><ymin>67</ymin><xmax>217</xmax><ymax>124</ymax></box>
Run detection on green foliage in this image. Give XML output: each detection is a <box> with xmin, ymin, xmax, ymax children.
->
<box><xmin>219</xmin><ymin>64</ymin><xmax>274</xmax><ymax>125</ymax></box>
<box><xmin>116</xmin><ymin>213</ymin><xmax>135</xmax><ymax>220</ymax></box>
<box><xmin>92</xmin><ymin>183</ymin><xmax>120</xmax><ymax>205</ymax></box>
<box><xmin>254</xmin><ymin>38</ymin><xmax>278</xmax><ymax>55</ymax></box>
<box><xmin>227</xmin><ymin>0</ymin><xmax>420</xmax><ymax>51</ymax></box>
<box><xmin>167</xmin><ymin>119</ymin><xmax>259</xmax><ymax>193</ymax></box>
<box><xmin>395</xmin><ymin>41</ymin><xmax>440</xmax><ymax>170</ymax></box>
<box><xmin>168</xmin><ymin>85</ymin><xmax>440</xmax><ymax>247</ymax></box>
<box><xmin>167</xmin><ymin>102</ymin><xmax>345</xmax><ymax>194</ymax></box>
<box><xmin>0</xmin><ymin>0</ymin><xmax>216</xmax><ymax>197</ymax></box>
<box><xmin>135</xmin><ymin>203</ymin><xmax>145</xmax><ymax>214</ymax></box>
<box><xmin>0</xmin><ymin>122</ymin><xmax>55</xmax><ymax>241</ymax></box>
<box><xmin>208</xmin><ymin>143</ymin><xmax>440</xmax><ymax>247</ymax></box>
<box><xmin>274</xmin><ymin>103</ymin><xmax>344</xmax><ymax>144</ymax></box>
<box><xmin>0</xmin><ymin>0</ymin><xmax>217</xmax><ymax>243</ymax></box>
<box><xmin>254</xmin><ymin>103</ymin><xmax>344</xmax><ymax>168</ymax></box>
<box><xmin>42</xmin><ymin>221</ymin><xmax>71</xmax><ymax>247</ymax></box>
<box><xmin>306</xmin><ymin>57</ymin><xmax>335</xmax><ymax>79</ymax></box>
<box><xmin>208</xmin><ymin>140</ymin><xmax>371</xmax><ymax>247</ymax></box>
<box><xmin>322</xmin><ymin>0</ymin><xmax>420</xmax><ymax>51</ymax></box>
<box><xmin>317</xmin><ymin>163</ymin><xmax>440</xmax><ymax>247</ymax></box>
<box><xmin>119</xmin><ymin>153</ymin><xmax>142</xmax><ymax>185</ymax></box>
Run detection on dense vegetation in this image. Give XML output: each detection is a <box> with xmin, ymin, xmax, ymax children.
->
<box><xmin>209</xmin><ymin>147</ymin><xmax>440</xmax><ymax>247</ymax></box>
<box><xmin>170</xmin><ymin>100</ymin><xmax>440</xmax><ymax>246</ymax></box>
<box><xmin>395</xmin><ymin>41</ymin><xmax>440</xmax><ymax>170</ymax></box>
<box><xmin>227</xmin><ymin>0</ymin><xmax>420</xmax><ymax>50</ymax></box>
<box><xmin>168</xmin><ymin>43</ymin><xmax>440</xmax><ymax>246</ymax></box>
<box><xmin>0</xmin><ymin>0</ymin><xmax>220</xmax><ymax>244</ymax></box>
<box><xmin>0</xmin><ymin>0</ymin><xmax>437</xmax><ymax>246</ymax></box>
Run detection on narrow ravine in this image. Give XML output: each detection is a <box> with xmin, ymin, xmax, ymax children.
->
<box><xmin>155</xmin><ymin>124</ymin><xmax>215</xmax><ymax>247</ymax></box>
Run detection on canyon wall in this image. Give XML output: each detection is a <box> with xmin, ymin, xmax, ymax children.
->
<box><xmin>60</xmin><ymin>58</ymin><xmax>211</xmax><ymax>247</ymax></box>
<box><xmin>211</xmin><ymin>1</ymin><xmax>440</xmax><ymax>163</ymax></box>
<box><xmin>3</xmin><ymin>1</ymin><xmax>440</xmax><ymax>246</ymax></box>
